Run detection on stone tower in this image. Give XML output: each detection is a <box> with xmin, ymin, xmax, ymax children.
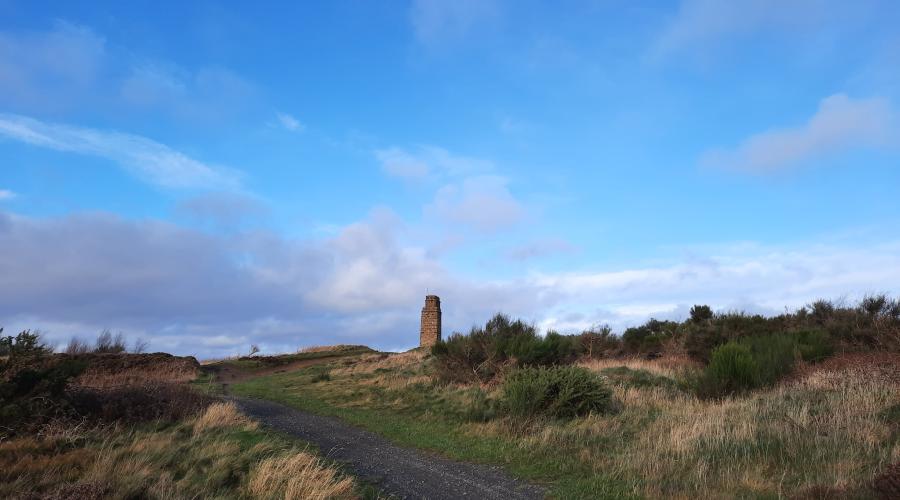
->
<box><xmin>420</xmin><ymin>295</ymin><xmax>442</xmax><ymax>347</ymax></box>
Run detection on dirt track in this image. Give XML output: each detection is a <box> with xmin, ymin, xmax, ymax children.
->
<box><xmin>232</xmin><ymin>396</ymin><xmax>546</xmax><ymax>500</ymax></box>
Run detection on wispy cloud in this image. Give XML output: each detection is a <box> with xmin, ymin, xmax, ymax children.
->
<box><xmin>0</xmin><ymin>113</ymin><xmax>241</xmax><ymax>190</ymax></box>
<box><xmin>375</xmin><ymin>147</ymin><xmax>431</xmax><ymax>179</ymax></box>
<box><xmin>120</xmin><ymin>64</ymin><xmax>257</xmax><ymax>121</ymax></box>
<box><xmin>376</xmin><ymin>146</ymin><xmax>523</xmax><ymax>233</ymax></box>
<box><xmin>0</xmin><ymin>21</ymin><xmax>105</xmax><ymax>111</ymax></box>
<box><xmin>506</xmin><ymin>238</ymin><xmax>577</xmax><ymax>261</ymax></box>
<box><xmin>650</xmin><ymin>0</ymin><xmax>833</xmax><ymax>59</ymax></box>
<box><xmin>701</xmin><ymin>94</ymin><xmax>896</xmax><ymax>171</ymax></box>
<box><xmin>0</xmin><ymin>189</ymin><xmax>16</xmax><ymax>201</ymax></box>
<box><xmin>426</xmin><ymin>175</ymin><xmax>525</xmax><ymax>232</ymax></box>
<box><xmin>375</xmin><ymin>145</ymin><xmax>493</xmax><ymax>180</ymax></box>
<box><xmin>275</xmin><ymin>112</ymin><xmax>304</xmax><ymax>132</ymax></box>
<box><xmin>409</xmin><ymin>0</ymin><xmax>502</xmax><ymax>47</ymax></box>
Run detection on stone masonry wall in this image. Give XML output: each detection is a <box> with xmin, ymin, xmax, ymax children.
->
<box><xmin>420</xmin><ymin>295</ymin><xmax>441</xmax><ymax>347</ymax></box>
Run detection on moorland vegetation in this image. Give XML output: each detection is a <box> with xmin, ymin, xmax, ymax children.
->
<box><xmin>234</xmin><ymin>296</ymin><xmax>900</xmax><ymax>498</ymax></box>
<box><xmin>0</xmin><ymin>330</ymin><xmax>359</xmax><ymax>499</ymax></box>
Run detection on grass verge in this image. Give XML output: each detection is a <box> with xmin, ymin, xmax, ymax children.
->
<box><xmin>0</xmin><ymin>401</ymin><xmax>359</xmax><ymax>499</ymax></box>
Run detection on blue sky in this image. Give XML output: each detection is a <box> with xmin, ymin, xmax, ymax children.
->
<box><xmin>1</xmin><ymin>0</ymin><xmax>899</xmax><ymax>357</ymax></box>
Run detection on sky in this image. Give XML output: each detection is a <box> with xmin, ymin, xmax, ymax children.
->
<box><xmin>1</xmin><ymin>0</ymin><xmax>899</xmax><ymax>357</ymax></box>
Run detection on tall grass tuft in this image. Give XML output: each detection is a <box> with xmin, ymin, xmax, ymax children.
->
<box><xmin>193</xmin><ymin>401</ymin><xmax>256</xmax><ymax>434</ymax></box>
<box><xmin>246</xmin><ymin>452</ymin><xmax>356</xmax><ymax>499</ymax></box>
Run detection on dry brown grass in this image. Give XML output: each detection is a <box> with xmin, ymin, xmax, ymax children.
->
<box><xmin>331</xmin><ymin>350</ymin><xmax>427</xmax><ymax>377</ymax></box>
<box><xmin>329</xmin><ymin>350</ymin><xmax>433</xmax><ymax>392</ymax></box>
<box><xmin>1</xmin><ymin>399</ymin><xmax>357</xmax><ymax>499</ymax></box>
<box><xmin>193</xmin><ymin>401</ymin><xmax>258</xmax><ymax>434</ymax></box>
<box><xmin>298</xmin><ymin>344</ymin><xmax>362</xmax><ymax>354</ymax></box>
<box><xmin>632</xmin><ymin>364</ymin><xmax>891</xmax><ymax>495</ymax></box>
<box><xmin>465</xmin><ymin>356</ymin><xmax>899</xmax><ymax>497</ymax></box>
<box><xmin>73</xmin><ymin>353</ymin><xmax>199</xmax><ymax>388</ymax></box>
<box><xmin>246</xmin><ymin>452</ymin><xmax>356</xmax><ymax>499</ymax></box>
<box><xmin>577</xmin><ymin>355</ymin><xmax>699</xmax><ymax>379</ymax></box>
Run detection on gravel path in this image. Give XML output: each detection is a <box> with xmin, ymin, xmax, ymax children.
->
<box><xmin>232</xmin><ymin>397</ymin><xmax>546</xmax><ymax>500</ymax></box>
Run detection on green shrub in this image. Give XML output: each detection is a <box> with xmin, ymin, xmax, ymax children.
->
<box><xmin>0</xmin><ymin>358</ymin><xmax>87</xmax><ymax>436</ymax></box>
<box><xmin>502</xmin><ymin>366</ymin><xmax>612</xmax><ymax>420</ymax></box>
<box><xmin>0</xmin><ymin>329</ymin><xmax>51</xmax><ymax>359</ymax></box>
<box><xmin>622</xmin><ymin>319</ymin><xmax>678</xmax><ymax>354</ymax></box>
<box><xmin>793</xmin><ymin>329</ymin><xmax>834</xmax><ymax>362</ymax></box>
<box><xmin>689</xmin><ymin>305</ymin><xmax>713</xmax><ymax>323</ymax></box>
<box><xmin>432</xmin><ymin>314</ymin><xmax>583</xmax><ymax>382</ymax></box>
<box><xmin>682</xmin><ymin>313</ymin><xmax>779</xmax><ymax>361</ymax></box>
<box><xmin>464</xmin><ymin>388</ymin><xmax>499</xmax><ymax>422</ymax></box>
<box><xmin>696</xmin><ymin>342</ymin><xmax>758</xmax><ymax>397</ymax></box>
<box><xmin>579</xmin><ymin>325</ymin><xmax>621</xmax><ymax>358</ymax></box>
<box><xmin>739</xmin><ymin>334</ymin><xmax>796</xmax><ymax>387</ymax></box>
<box><xmin>694</xmin><ymin>329</ymin><xmax>834</xmax><ymax>398</ymax></box>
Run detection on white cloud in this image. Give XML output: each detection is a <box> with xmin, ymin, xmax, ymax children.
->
<box><xmin>375</xmin><ymin>145</ymin><xmax>494</xmax><ymax>179</ymax></box>
<box><xmin>375</xmin><ymin>147</ymin><xmax>431</xmax><ymax>179</ymax></box>
<box><xmin>426</xmin><ymin>175</ymin><xmax>525</xmax><ymax>232</ymax></box>
<box><xmin>651</xmin><ymin>0</ymin><xmax>832</xmax><ymax>58</ymax></box>
<box><xmin>530</xmin><ymin>240</ymin><xmax>900</xmax><ymax>332</ymax></box>
<box><xmin>0</xmin><ymin>113</ymin><xmax>241</xmax><ymax>190</ymax></box>
<box><xmin>305</xmin><ymin>208</ymin><xmax>445</xmax><ymax>312</ymax></box>
<box><xmin>376</xmin><ymin>146</ymin><xmax>524</xmax><ymax>234</ymax></box>
<box><xmin>120</xmin><ymin>64</ymin><xmax>257</xmax><ymax>121</ymax></box>
<box><xmin>409</xmin><ymin>0</ymin><xmax>502</xmax><ymax>46</ymax></box>
<box><xmin>701</xmin><ymin>94</ymin><xmax>896</xmax><ymax>171</ymax></box>
<box><xmin>276</xmin><ymin>112</ymin><xmax>304</xmax><ymax>132</ymax></box>
<box><xmin>1</xmin><ymin>208</ymin><xmax>899</xmax><ymax>357</ymax></box>
<box><xmin>0</xmin><ymin>190</ymin><xmax>16</xmax><ymax>201</ymax></box>
<box><xmin>0</xmin><ymin>21</ymin><xmax>256</xmax><ymax>120</ymax></box>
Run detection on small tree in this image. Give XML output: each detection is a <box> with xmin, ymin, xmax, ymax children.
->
<box><xmin>94</xmin><ymin>330</ymin><xmax>127</xmax><ymax>353</ymax></box>
<box><xmin>65</xmin><ymin>337</ymin><xmax>91</xmax><ymax>354</ymax></box>
<box><xmin>132</xmin><ymin>338</ymin><xmax>149</xmax><ymax>354</ymax></box>
<box><xmin>249</xmin><ymin>344</ymin><xmax>260</xmax><ymax>356</ymax></box>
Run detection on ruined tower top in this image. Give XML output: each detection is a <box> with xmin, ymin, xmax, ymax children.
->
<box><xmin>420</xmin><ymin>295</ymin><xmax>441</xmax><ymax>347</ymax></box>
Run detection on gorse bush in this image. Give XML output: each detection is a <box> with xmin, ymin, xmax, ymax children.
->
<box><xmin>609</xmin><ymin>295</ymin><xmax>898</xmax><ymax>361</ymax></box>
<box><xmin>696</xmin><ymin>342</ymin><xmax>758</xmax><ymax>396</ymax></box>
<box><xmin>622</xmin><ymin>319</ymin><xmax>678</xmax><ymax>354</ymax></box>
<box><xmin>694</xmin><ymin>330</ymin><xmax>834</xmax><ymax>398</ymax></box>
<box><xmin>0</xmin><ymin>329</ymin><xmax>51</xmax><ymax>359</ymax></box>
<box><xmin>793</xmin><ymin>329</ymin><xmax>834</xmax><ymax>361</ymax></box>
<box><xmin>579</xmin><ymin>325</ymin><xmax>620</xmax><ymax>358</ymax></box>
<box><xmin>432</xmin><ymin>314</ymin><xmax>583</xmax><ymax>382</ymax></box>
<box><xmin>502</xmin><ymin>365</ymin><xmax>612</xmax><ymax>420</ymax></box>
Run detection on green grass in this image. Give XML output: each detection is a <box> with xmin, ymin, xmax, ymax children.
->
<box><xmin>598</xmin><ymin>366</ymin><xmax>681</xmax><ymax>391</ymax></box>
<box><xmin>211</xmin><ymin>345</ymin><xmax>375</xmax><ymax>373</ymax></box>
<box><xmin>232</xmin><ymin>356</ymin><xmax>635</xmax><ymax>499</ymax></box>
<box><xmin>231</xmin><ymin>352</ymin><xmax>899</xmax><ymax>499</ymax></box>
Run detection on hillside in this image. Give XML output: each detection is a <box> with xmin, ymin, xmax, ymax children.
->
<box><xmin>229</xmin><ymin>311</ymin><xmax>900</xmax><ymax>498</ymax></box>
<box><xmin>0</xmin><ymin>336</ymin><xmax>366</xmax><ymax>499</ymax></box>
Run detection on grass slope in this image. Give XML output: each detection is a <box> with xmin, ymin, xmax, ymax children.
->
<box><xmin>232</xmin><ymin>351</ymin><xmax>900</xmax><ymax>499</ymax></box>
<box><xmin>0</xmin><ymin>402</ymin><xmax>357</xmax><ymax>499</ymax></box>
